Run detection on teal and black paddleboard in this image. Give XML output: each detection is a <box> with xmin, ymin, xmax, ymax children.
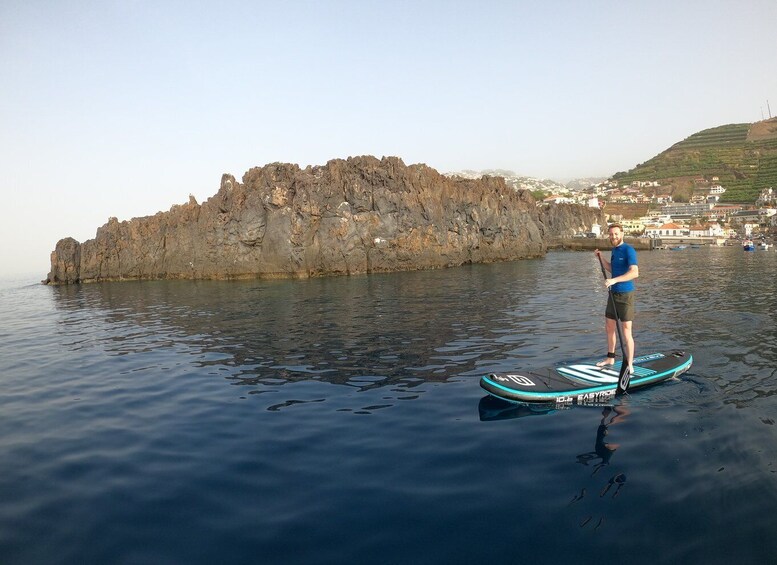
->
<box><xmin>480</xmin><ymin>350</ymin><xmax>692</xmax><ymax>405</ymax></box>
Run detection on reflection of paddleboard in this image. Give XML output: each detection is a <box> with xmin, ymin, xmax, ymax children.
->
<box><xmin>477</xmin><ymin>395</ymin><xmax>556</xmax><ymax>421</ymax></box>
<box><xmin>480</xmin><ymin>351</ymin><xmax>692</xmax><ymax>405</ymax></box>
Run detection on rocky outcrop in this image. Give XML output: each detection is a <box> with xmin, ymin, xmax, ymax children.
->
<box><xmin>47</xmin><ymin>156</ymin><xmax>562</xmax><ymax>284</ymax></box>
<box><xmin>538</xmin><ymin>203</ymin><xmax>605</xmax><ymax>237</ymax></box>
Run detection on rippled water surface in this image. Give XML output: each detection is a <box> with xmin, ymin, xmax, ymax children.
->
<box><xmin>2</xmin><ymin>247</ymin><xmax>777</xmax><ymax>564</ymax></box>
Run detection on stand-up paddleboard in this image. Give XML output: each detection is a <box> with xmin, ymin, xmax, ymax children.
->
<box><xmin>480</xmin><ymin>350</ymin><xmax>692</xmax><ymax>405</ymax></box>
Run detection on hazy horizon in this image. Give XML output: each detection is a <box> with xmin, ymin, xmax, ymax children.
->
<box><xmin>2</xmin><ymin>1</ymin><xmax>776</xmax><ymax>277</ymax></box>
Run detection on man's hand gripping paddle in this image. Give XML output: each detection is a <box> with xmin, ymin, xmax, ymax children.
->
<box><xmin>597</xmin><ymin>253</ymin><xmax>631</xmax><ymax>394</ymax></box>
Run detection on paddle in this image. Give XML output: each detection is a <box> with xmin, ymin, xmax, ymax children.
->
<box><xmin>597</xmin><ymin>252</ymin><xmax>631</xmax><ymax>394</ymax></box>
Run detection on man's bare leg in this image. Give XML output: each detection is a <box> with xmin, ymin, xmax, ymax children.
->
<box><xmin>596</xmin><ymin>318</ymin><xmax>618</xmax><ymax>367</ymax></box>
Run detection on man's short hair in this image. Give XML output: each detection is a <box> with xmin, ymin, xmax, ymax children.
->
<box><xmin>608</xmin><ymin>223</ymin><xmax>623</xmax><ymax>232</ymax></box>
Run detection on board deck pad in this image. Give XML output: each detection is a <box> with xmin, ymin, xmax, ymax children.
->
<box><xmin>480</xmin><ymin>351</ymin><xmax>692</xmax><ymax>405</ymax></box>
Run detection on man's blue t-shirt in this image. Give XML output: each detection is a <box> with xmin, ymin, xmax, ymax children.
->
<box><xmin>610</xmin><ymin>243</ymin><xmax>637</xmax><ymax>293</ymax></box>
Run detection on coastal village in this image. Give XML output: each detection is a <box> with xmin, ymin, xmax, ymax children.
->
<box><xmin>540</xmin><ymin>180</ymin><xmax>777</xmax><ymax>244</ymax></box>
<box><xmin>449</xmin><ymin>169</ymin><xmax>777</xmax><ymax>244</ymax></box>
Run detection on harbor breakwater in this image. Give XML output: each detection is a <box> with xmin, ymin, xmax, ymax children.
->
<box><xmin>550</xmin><ymin>237</ymin><xmax>656</xmax><ymax>251</ymax></box>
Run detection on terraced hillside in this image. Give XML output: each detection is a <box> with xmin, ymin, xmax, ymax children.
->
<box><xmin>613</xmin><ymin>117</ymin><xmax>777</xmax><ymax>202</ymax></box>
<box><xmin>601</xmin><ymin>202</ymin><xmax>650</xmax><ymax>220</ymax></box>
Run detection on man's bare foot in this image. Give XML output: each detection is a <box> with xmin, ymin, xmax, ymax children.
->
<box><xmin>596</xmin><ymin>358</ymin><xmax>615</xmax><ymax>367</ymax></box>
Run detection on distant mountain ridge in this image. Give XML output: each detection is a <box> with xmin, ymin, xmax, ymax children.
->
<box><xmin>445</xmin><ymin>169</ymin><xmax>597</xmax><ymax>194</ymax></box>
<box><xmin>612</xmin><ymin>116</ymin><xmax>777</xmax><ymax>202</ymax></box>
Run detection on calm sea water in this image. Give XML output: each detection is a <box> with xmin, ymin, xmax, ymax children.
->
<box><xmin>2</xmin><ymin>247</ymin><xmax>777</xmax><ymax>564</ymax></box>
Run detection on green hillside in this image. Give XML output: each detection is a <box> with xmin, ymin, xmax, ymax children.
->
<box><xmin>612</xmin><ymin>117</ymin><xmax>777</xmax><ymax>202</ymax></box>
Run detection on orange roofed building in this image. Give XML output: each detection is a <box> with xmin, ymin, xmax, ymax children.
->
<box><xmin>644</xmin><ymin>222</ymin><xmax>689</xmax><ymax>237</ymax></box>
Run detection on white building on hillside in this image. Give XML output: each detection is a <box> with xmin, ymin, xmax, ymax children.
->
<box><xmin>757</xmin><ymin>188</ymin><xmax>775</xmax><ymax>205</ymax></box>
<box><xmin>689</xmin><ymin>223</ymin><xmax>725</xmax><ymax>237</ymax></box>
<box><xmin>643</xmin><ymin>213</ymin><xmax>672</xmax><ymax>224</ymax></box>
<box><xmin>543</xmin><ymin>195</ymin><xmax>574</xmax><ymax>204</ymax></box>
<box><xmin>644</xmin><ymin>222</ymin><xmax>689</xmax><ymax>237</ymax></box>
<box><xmin>661</xmin><ymin>202</ymin><xmax>715</xmax><ymax>216</ymax></box>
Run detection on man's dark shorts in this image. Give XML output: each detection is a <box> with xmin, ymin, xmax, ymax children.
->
<box><xmin>606</xmin><ymin>291</ymin><xmax>635</xmax><ymax>322</ymax></box>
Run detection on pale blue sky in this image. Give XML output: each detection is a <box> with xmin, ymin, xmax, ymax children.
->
<box><xmin>2</xmin><ymin>0</ymin><xmax>776</xmax><ymax>278</ymax></box>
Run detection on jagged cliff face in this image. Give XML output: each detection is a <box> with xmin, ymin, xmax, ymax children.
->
<box><xmin>539</xmin><ymin>203</ymin><xmax>604</xmax><ymax>237</ymax></box>
<box><xmin>47</xmin><ymin>156</ymin><xmax>559</xmax><ymax>284</ymax></box>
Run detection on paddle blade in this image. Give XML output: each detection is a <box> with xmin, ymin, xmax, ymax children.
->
<box><xmin>617</xmin><ymin>364</ymin><xmax>631</xmax><ymax>394</ymax></box>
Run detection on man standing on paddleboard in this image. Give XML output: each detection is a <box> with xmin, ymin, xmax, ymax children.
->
<box><xmin>594</xmin><ymin>223</ymin><xmax>639</xmax><ymax>373</ymax></box>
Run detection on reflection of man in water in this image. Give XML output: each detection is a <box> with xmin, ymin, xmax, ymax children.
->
<box><xmin>571</xmin><ymin>406</ymin><xmax>632</xmax><ymax>527</ymax></box>
<box><xmin>576</xmin><ymin>406</ymin><xmax>630</xmax><ymax>474</ymax></box>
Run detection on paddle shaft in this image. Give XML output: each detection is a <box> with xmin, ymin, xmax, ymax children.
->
<box><xmin>597</xmin><ymin>252</ymin><xmax>631</xmax><ymax>393</ymax></box>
